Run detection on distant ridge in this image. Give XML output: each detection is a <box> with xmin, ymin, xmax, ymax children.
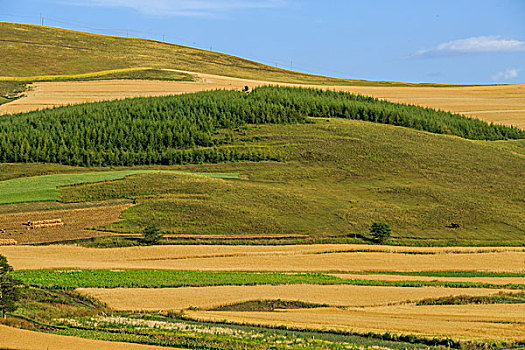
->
<box><xmin>0</xmin><ymin>21</ymin><xmax>458</xmax><ymax>87</ymax></box>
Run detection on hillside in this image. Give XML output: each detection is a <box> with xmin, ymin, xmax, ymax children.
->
<box><xmin>0</xmin><ymin>88</ymin><xmax>523</xmax><ymax>245</ymax></box>
<box><xmin>1</xmin><ymin>21</ymin><xmax>396</xmax><ymax>86</ymax></box>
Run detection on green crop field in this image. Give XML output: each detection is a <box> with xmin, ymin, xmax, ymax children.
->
<box><xmin>13</xmin><ymin>269</ymin><xmax>524</xmax><ymax>290</ymax></box>
<box><xmin>0</xmin><ymin>170</ymin><xmax>239</xmax><ymax>204</ymax></box>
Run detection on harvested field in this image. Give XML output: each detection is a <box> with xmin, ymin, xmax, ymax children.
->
<box><xmin>1</xmin><ymin>244</ymin><xmax>523</xmax><ymax>271</ymax></box>
<box><xmin>1</xmin><ymin>71</ymin><xmax>523</xmax><ymax>128</ymax></box>
<box><xmin>0</xmin><ymin>203</ymin><xmax>131</xmax><ymax>244</ymax></box>
<box><xmin>0</xmin><ymin>324</ymin><xmax>174</xmax><ymax>350</ymax></box>
<box><xmin>187</xmin><ymin>304</ymin><xmax>525</xmax><ymax>341</ymax></box>
<box><xmin>77</xmin><ymin>284</ymin><xmax>508</xmax><ymax>310</ymax></box>
<box><xmin>330</xmin><ymin>273</ymin><xmax>525</xmax><ymax>285</ymax></box>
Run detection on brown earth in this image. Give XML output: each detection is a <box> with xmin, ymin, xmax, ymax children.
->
<box><xmin>0</xmin><ymin>203</ymin><xmax>131</xmax><ymax>244</ymax></box>
<box><xmin>1</xmin><ymin>244</ymin><xmax>524</xmax><ymax>272</ymax></box>
<box><xmin>187</xmin><ymin>304</ymin><xmax>525</xmax><ymax>341</ymax></box>
<box><xmin>330</xmin><ymin>273</ymin><xmax>525</xmax><ymax>285</ymax></box>
<box><xmin>1</xmin><ymin>71</ymin><xmax>524</xmax><ymax>128</ymax></box>
<box><xmin>0</xmin><ymin>324</ymin><xmax>174</xmax><ymax>349</ymax></box>
<box><xmin>77</xmin><ymin>284</ymin><xmax>508</xmax><ymax>311</ymax></box>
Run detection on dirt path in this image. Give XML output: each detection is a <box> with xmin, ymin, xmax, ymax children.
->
<box><xmin>1</xmin><ymin>244</ymin><xmax>524</xmax><ymax>272</ymax></box>
<box><xmin>0</xmin><ymin>324</ymin><xmax>174</xmax><ymax>350</ymax></box>
<box><xmin>1</xmin><ymin>70</ymin><xmax>523</xmax><ymax>128</ymax></box>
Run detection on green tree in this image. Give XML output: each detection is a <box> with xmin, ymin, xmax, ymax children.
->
<box><xmin>0</xmin><ymin>254</ymin><xmax>20</xmax><ymax>318</ymax></box>
<box><xmin>143</xmin><ymin>224</ymin><xmax>162</xmax><ymax>245</ymax></box>
<box><xmin>369</xmin><ymin>222</ymin><xmax>391</xmax><ymax>243</ymax></box>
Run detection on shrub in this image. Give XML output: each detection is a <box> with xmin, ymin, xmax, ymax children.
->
<box><xmin>370</xmin><ymin>222</ymin><xmax>391</xmax><ymax>243</ymax></box>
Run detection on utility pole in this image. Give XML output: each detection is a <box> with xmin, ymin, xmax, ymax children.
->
<box><xmin>290</xmin><ymin>60</ymin><xmax>293</xmax><ymax>70</ymax></box>
<box><xmin>40</xmin><ymin>13</ymin><xmax>43</xmax><ymax>26</ymax></box>
<box><xmin>162</xmin><ymin>34</ymin><xmax>165</xmax><ymax>42</ymax></box>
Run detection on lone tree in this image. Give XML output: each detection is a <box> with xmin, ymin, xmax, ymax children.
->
<box><xmin>143</xmin><ymin>223</ymin><xmax>162</xmax><ymax>245</ymax></box>
<box><xmin>0</xmin><ymin>254</ymin><xmax>20</xmax><ymax>318</ymax></box>
<box><xmin>369</xmin><ymin>222</ymin><xmax>391</xmax><ymax>243</ymax></box>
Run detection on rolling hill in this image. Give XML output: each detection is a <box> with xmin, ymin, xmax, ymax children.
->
<box><xmin>0</xmin><ymin>22</ymin><xmax>523</xmax><ymax>246</ymax></box>
<box><xmin>0</xmin><ymin>21</ymin><xmax>401</xmax><ymax>86</ymax></box>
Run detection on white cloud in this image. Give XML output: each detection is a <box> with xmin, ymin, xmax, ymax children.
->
<box><xmin>65</xmin><ymin>0</ymin><xmax>287</xmax><ymax>17</ymax></box>
<box><xmin>491</xmin><ymin>68</ymin><xmax>520</xmax><ymax>81</ymax></box>
<box><xmin>409</xmin><ymin>36</ymin><xmax>525</xmax><ymax>58</ymax></box>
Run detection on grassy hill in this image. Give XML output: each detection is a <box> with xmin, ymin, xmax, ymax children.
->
<box><xmin>1</xmin><ymin>21</ymin><xmax>449</xmax><ymax>87</ymax></box>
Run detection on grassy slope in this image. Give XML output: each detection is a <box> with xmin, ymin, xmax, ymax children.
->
<box><xmin>0</xmin><ymin>170</ymin><xmax>239</xmax><ymax>205</ymax></box>
<box><xmin>57</xmin><ymin>118</ymin><xmax>525</xmax><ymax>244</ymax></box>
<box><xmin>1</xmin><ymin>21</ymin><xmax>448</xmax><ymax>87</ymax></box>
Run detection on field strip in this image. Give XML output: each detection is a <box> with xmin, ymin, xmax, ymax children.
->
<box><xmin>14</xmin><ymin>269</ymin><xmax>525</xmax><ymax>289</ymax></box>
<box><xmin>0</xmin><ymin>67</ymin><xmax>152</xmax><ymax>81</ymax></box>
<box><xmin>1</xmin><ymin>244</ymin><xmax>524</xmax><ymax>271</ymax></box>
<box><xmin>0</xmin><ymin>324</ymin><xmax>175</xmax><ymax>350</ymax></box>
<box><xmin>77</xmin><ymin>284</ymin><xmax>507</xmax><ymax>310</ymax></box>
<box><xmin>186</xmin><ymin>304</ymin><xmax>525</xmax><ymax>341</ymax></box>
<box><xmin>0</xmin><ymin>203</ymin><xmax>131</xmax><ymax>244</ymax></box>
<box><xmin>330</xmin><ymin>273</ymin><xmax>525</xmax><ymax>285</ymax></box>
<box><xmin>0</xmin><ymin>169</ymin><xmax>239</xmax><ymax>204</ymax></box>
<box><xmin>1</xmin><ymin>71</ymin><xmax>523</xmax><ymax>127</ymax></box>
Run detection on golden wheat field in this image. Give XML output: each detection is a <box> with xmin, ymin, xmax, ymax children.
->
<box><xmin>1</xmin><ymin>244</ymin><xmax>523</xmax><ymax>271</ymax></box>
<box><xmin>76</xmin><ymin>284</ymin><xmax>509</xmax><ymax>310</ymax></box>
<box><xmin>187</xmin><ymin>303</ymin><xmax>525</xmax><ymax>341</ymax></box>
<box><xmin>1</xmin><ymin>71</ymin><xmax>524</xmax><ymax>128</ymax></box>
<box><xmin>0</xmin><ymin>324</ymin><xmax>176</xmax><ymax>350</ymax></box>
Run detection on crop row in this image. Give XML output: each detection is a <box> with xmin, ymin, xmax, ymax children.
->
<box><xmin>14</xmin><ymin>270</ymin><xmax>525</xmax><ymax>289</ymax></box>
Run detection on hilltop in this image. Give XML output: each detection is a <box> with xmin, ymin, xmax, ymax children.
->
<box><xmin>1</xmin><ymin>21</ymin><xmax>399</xmax><ymax>86</ymax></box>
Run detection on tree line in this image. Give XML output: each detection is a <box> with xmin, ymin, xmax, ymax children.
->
<box><xmin>0</xmin><ymin>86</ymin><xmax>522</xmax><ymax>167</ymax></box>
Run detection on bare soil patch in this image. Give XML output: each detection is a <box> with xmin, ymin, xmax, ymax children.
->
<box><xmin>1</xmin><ymin>72</ymin><xmax>523</xmax><ymax>128</ymax></box>
<box><xmin>77</xmin><ymin>284</ymin><xmax>506</xmax><ymax>310</ymax></box>
<box><xmin>0</xmin><ymin>203</ymin><xmax>131</xmax><ymax>244</ymax></box>
<box><xmin>0</xmin><ymin>324</ymin><xmax>175</xmax><ymax>350</ymax></box>
<box><xmin>187</xmin><ymin>304</ymin><xmax>525</xmax><ymax>341</ymax></box>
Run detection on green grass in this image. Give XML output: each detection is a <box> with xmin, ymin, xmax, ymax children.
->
<box><xmin>209</xmin><ymin>299</ymin><xmax>329</xmax><ymax>311</ymax></box>
<box><xmin>0</xmin><ymin>21</ymin><xmax>462</xmax><ymax>87</ymax></box>
<box><xmin>0</xmin><ymin>170</ymin><xmax>239</xmax><ymax>205</ymax></box>
<box><xmin>56</xmin><ymin>118</ymin><xmax>525</xmax><ymax>243</ymax></box>
<box><xmin>13</xmin><ymin>270</ymin><xmax>525</xmax><ymax>290</ymax></box>
<box><xmin>417</xmin><ymin>292</ymin><xmax>525</xmax><ymax>305</ymax></box>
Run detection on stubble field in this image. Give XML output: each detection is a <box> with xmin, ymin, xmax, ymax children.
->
<box><xmin>1</xmin><ymin>244</ymin><xmax>524</xmax><ymax>271</ymax></box>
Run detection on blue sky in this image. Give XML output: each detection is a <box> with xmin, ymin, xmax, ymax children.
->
<box><xmin>2</xmin><ymin>0</ymin><xmax>524</xmax><ymax>84</ymax></box>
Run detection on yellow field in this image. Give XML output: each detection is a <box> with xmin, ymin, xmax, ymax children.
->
<box><xmin>0</xmin><ymin>324</ymin><xmax>174</xmax><ymax>350</ymax></box>
<box><xmin>187</xmin><ymin>304</ymin><xmax>525</xmax><ymax>341</ymax></box>
<box><xmin>0</xmin><ymin>67</ymin><xmax>151</xmax><ymax>81</ymax></box>
<box><xmin>1</xmin><ymin>71</ymin><xmax>523</xmax><ymax>128</ymax></box>
<box><xmin>77</xmin><ymin>284</ymin><xmax>509</xmax><ymax>310</ymax></box>
<box><xmin>1</xmin><ymin>244</ymin><xmax>523</xmax><ymax>272</ymax></box>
